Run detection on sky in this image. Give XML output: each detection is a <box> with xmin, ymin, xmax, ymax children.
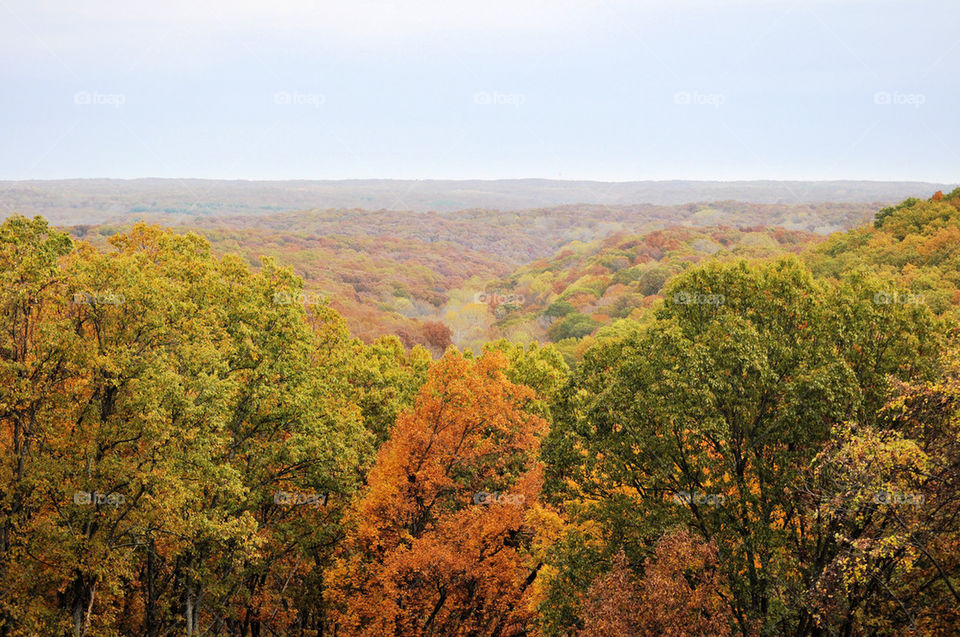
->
<box><xmin>1</xmin><ymin>0</ymin><xmax>958</xmax><ymax>182</ymax></box>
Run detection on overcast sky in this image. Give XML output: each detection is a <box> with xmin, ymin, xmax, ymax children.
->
<box><xmin>1</xmin><ymin>0</ymin><xmax>958</xmax><ymax>181</ymax></box>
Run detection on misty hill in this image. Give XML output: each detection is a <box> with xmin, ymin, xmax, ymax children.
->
<box><xmin>0</xmin><ymin>178</ymin><xmax>951</xmax><ymax>225</ymax></box>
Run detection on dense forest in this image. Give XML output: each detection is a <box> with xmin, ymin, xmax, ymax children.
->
<box><xmin>3</xmin><ymin>189</ymin><xmax>960</xmax><ymax>636</ymax></box>
<box><xmin>70</xmin><ymin>200</ymin><xmax>881</xmax><ymax>347</ymax></box>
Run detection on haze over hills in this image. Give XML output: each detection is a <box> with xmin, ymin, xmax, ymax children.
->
<box><xmin>0</xmin><ymin>178</ymin><xmax>953</xmax><ymax>224</ymax></box>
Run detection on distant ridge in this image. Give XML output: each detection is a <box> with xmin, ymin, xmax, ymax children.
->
<box><xmin>1</xmin><ymin>178</ymin><xmax>952</xmax><ymax>225</ymax></box>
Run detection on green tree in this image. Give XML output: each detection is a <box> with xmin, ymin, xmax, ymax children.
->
<box><xmin>540</xmin><ymin>257</ymin><xmax>941</xmax><ymax>635</ymax></box>
<box><xmin>547</xmin><ymin>313</ymin><xmax>598</xmax><ymax>342</ymax></box>
<box><xmin>0</xmin><ymin>221</ymin><xmax>372</xmax><ymax>636</ymax></box>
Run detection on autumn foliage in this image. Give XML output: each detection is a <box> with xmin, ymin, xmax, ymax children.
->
<box><xmin>2</xmin><ymin>189</ymin><xmax>960</xmax><ymax>636</ymax></box>
<box><xmin>581</xmin><ymin>531</ymin><xmax>732</xmax><ymax>637</ymax></box>
<box><xmin>326</xmin><ymin>350</ymin><xmax>546</xmax><ymax>636</ymax></box>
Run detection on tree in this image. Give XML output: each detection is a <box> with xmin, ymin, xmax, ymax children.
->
<box><xmin>798</xmin><ymin>343</ymin><xmax>960</xmax><ymax>635</ymax></box>
<box><xmin>580</xmin><ymin>530</ymin><xmax>733</xmax><ymax>637</ymax></box>
<box><xmin>348</xmin><ymin>335</ymin><xmax>431</xmax><ymax>446</ymax></box>
<box><xmin>0</xmin><ymin>216</ymin><xmax>78</xmax><ymax>635</ymax></box>
<box><xmin>540</xmin><ymin>257</ymin><xmax>941</xmax><ymax>635</ymax></box>
<box><xmin>0</xmin><ymin>221</ymin><xmax>372</xmax><ymax>636</ymax></box>
<box><xmin>481</xmin><ymin>339</ymin><xmax>569</xmax><ymax>421</ymax></box>
<box><xmin>421</xmin><ymin>320</ymin><xmax>453</xmax><ymax>355</ymax></box>
<box><xmin>326</xmin><ymin>350</ymin><xmax>547</xmax><ymax>636</ymax></box>
<box><xmin>547</xmin><ymin>313</ymin><xmax>598</xmax><ymax>341</ymax></box>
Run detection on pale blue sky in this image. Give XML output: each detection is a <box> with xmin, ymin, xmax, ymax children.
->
<box><xmin>1</xmin><ymin>0</ymin><xmax>958</xmax><ymax>181</ymax></box>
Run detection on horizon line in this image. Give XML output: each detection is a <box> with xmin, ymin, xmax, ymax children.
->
<box><xmin>2</xmin><ymin>177</ymin><xmax>956</xmax><ymax>185</ymax></box>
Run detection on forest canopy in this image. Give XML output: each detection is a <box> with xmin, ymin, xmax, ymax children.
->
<box><xmin>2</xmin><ymin>189</ymin><xmax>960</xmax><ymax>635</ymax></box>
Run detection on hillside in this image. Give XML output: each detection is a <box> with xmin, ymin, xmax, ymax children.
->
<box><xmin>458</xmin><ymin>188</ymin><xmax>960</xmax><ymax>356</ymax></box>
<box><xmin>807</xmin><ymin>188</ymin><xmax>960</xmax><ymax>318</ymax></box>
<box><xmin>64</xmin><ymin>200</ymin><xmax>880</xmax><ymax>345</ymax></box>
<box><xmin>458</xmin><ymin>225</ymin><xmax>823</xmax><ymax>351</ymax></box>
<box><xmin>60</xmin><ymin>192</ymin><xmax>960</xmax><ymax>355</ymax></box>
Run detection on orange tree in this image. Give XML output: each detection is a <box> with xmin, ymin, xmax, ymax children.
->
<box><xmin>326</xmin><ymin>349</ymin><xmax>548</xmax><ymax>636</ymax></box>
